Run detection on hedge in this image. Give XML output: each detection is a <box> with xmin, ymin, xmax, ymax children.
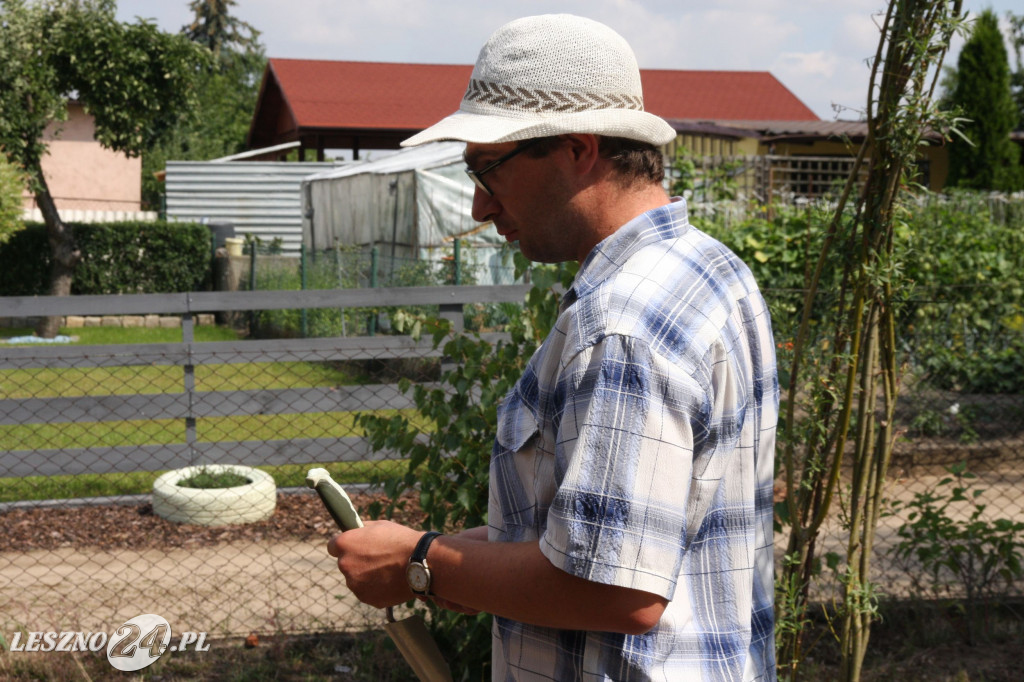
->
<box><xmin>0</xmin><ymin>221</ymin><xmax>211</xmax><ymax>296</ymax></box>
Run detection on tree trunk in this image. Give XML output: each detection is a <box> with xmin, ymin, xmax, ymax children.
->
<box><xmin>32</xmin><ymin>173</ymin><xmax>79</xmax><ymax>338</ymax></box>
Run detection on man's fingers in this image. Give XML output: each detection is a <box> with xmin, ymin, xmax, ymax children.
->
<box><xmin>326</xmin><ymin>533</ymin><xmax>343</xmax><ymax>557</ymax></box>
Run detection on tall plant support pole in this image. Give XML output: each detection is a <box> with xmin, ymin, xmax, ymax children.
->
<box><xmin>775</xmin><ymin>2</ymin><xmax>964</xmax><ymax>680</ymax></box>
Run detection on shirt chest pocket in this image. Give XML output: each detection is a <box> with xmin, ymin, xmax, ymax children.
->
<box><xmin>495</xmin><ymin>387</ymin><xmax>541</xmax><ymax>454</ymax></box>
<box><xmin>492</xmin><ymin>387</ymin><xmax>561</xmax><ymax>538</ymax></box>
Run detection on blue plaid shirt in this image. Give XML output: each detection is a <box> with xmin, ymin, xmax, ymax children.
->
<box><xmin>489</xmin><ymin>199</ymin><xmax>778</xmax><ymax>681</ymax></box>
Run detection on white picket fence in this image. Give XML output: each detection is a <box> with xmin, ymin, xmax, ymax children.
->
<box><xmin>21</xmin><ymin>208</ymin><xmax>158</xmax><ymax>223</ymax></box>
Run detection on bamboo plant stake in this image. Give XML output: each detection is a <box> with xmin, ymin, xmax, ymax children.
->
<box><xmin>775</xmin><ymin>2</ymin><xmax>965</xmax><ymax>680</ymax></box>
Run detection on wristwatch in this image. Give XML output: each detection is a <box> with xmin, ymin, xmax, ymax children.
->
<box><xmin>406</xmin><ymin>531</ymin><xmax>442</xmax><ymax>596</ymax></box>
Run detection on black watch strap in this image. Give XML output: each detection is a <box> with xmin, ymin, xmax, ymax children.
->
<box><xmin>411</xmin><ymin>530</ymin><xmax>442</xmax><ymax>563</ymax></box>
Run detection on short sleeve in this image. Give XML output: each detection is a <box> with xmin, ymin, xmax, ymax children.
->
<box><xmin>538</xmin><ymin>333</ymin><xmax>716</xmax><ymax>600</ymax></box>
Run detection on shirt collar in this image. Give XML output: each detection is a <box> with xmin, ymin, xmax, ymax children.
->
<box><xmin>567</xmin><ymin>197</ymin><xmax>691</xmax><ymax>305</ymax></box>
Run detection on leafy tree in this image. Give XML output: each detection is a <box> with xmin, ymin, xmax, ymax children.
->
<box><xmin>946</xmin><ymin>9</ymin><xmax>1021</xmax><ymax>190</ymax></box>
<box><xmin>0</xmin><ymin>0</ymin><xmax>208</xmax><ymax>336</ymax></box>
<box><xmin>183</xmin><ymin>0</ymin><xmax>260</xmax><ymax>63</ymax></box>
<box><xmin>141</xmin><ymin>0</ymin><xmax>266</xmax><ymax>210</ymax></box>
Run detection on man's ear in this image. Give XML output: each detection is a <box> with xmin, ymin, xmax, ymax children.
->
<box><xmin>561</xmin><ymin>134</ymin><xmax>601</xmax><ymax>176</ymax></box>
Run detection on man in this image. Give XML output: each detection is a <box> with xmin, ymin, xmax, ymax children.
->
<box><xmin>328</xmin><ymin>14</ymin><xmax>778</xmax><ymax>681</ymax></box>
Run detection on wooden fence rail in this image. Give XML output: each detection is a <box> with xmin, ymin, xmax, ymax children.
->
<box><xmin>0</xmin><ymin>286</ymin><xmax>526</xmax><ymax>482</ymax></box>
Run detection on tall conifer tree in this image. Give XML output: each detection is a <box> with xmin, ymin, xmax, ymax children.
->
<box><xmin>947</xmin><ymin>10</ymin><xmax>1021</xmax><ymax>190</ymax></box>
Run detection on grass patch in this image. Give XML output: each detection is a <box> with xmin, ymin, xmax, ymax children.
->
<box><xmin>1</xmin><ymin>322</ymin><xmax>366</xmax><ymax>399</ymax></box>
<box><xmin>0</xmin><ymin>324</ymin><xmax>242</xmax><ymax>345</ymax></box>
<box><xmin>0</xmin><ymin>409</ymin><xmax>425</xmax><ymax>451</ymax></box>
<box><xmin>1</xmin><ymin>470</ymin><xmax>164</xmax><ymax>502</ymax></box>
<box><xmin>1</xmin><ymin>322</ymin><xmax>429</xmax><ymax>505</ymax></box>
<box><xmin>177</xmin><ymin>467</ymin><xmax>251</xmax><ymax>489</ymax></box>
<box><xmin>0</xmin><ymin>460</ymin><xmax>409</xmax><ymax>503</ymax></box>
<box><xmin>1</xmin><ymin>360</ymin><xmax>360</xmax><ymax>399</ymax></box>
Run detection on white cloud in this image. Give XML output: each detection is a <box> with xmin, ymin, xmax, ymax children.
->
<box><xmin>617</xmin><ymin>8</ymin><xmax>802</xmax><ymax>71</ymax></box>
<box><xmin>774</xmin><ymin>51</ymin><xmax>839</xmax><ymax>80</ymax></box>
<box><xmin>836</xmin><ymin>12</ymin><xmax>884</xmax><ymax>56</ymax></box>
<box><xmin>772</xmin><ymin>50</ymin><xmax>871</xmax><ymax>119</ymax></box>
<box><xmin>113</xmin><ymin>0</ymin><xmax>1018</xmax><ymax>121</ymax></box>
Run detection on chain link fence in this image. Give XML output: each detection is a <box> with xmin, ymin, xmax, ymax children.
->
<box><xmin>0</xmin><ymin>286</ymin><xmax>521</xmax><ymax>640</ymax></box>
<box><xmin>1</xmin><ymin>283</ymin><xmax>1021</xmax><ymax>641</ymax></box>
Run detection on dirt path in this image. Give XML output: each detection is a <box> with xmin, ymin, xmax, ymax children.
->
<box><xmin>2</xmin><ymin>470</ymin><xmax>1020</xmax><ymax>639</ymax></box>
<box><xmin>0</xmin><ymin>539</ymin><xmax>379</xmax><ymax>638</ymax></box>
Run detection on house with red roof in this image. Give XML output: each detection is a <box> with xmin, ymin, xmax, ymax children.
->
<box><xmin>246</xmin><ymin>58</ymin><xmax>819</xmax><ymax>161</ymax></box>
<box><xmin>246</xmin><ymin>58</ymin><xmax>953</xmax><ymax>197</ymax></box>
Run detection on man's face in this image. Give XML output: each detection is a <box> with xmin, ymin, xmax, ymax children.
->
<box><xmin>464</xmin><ymin>140</ymin><xmax>583</xmax><ymax>264</ymax></box>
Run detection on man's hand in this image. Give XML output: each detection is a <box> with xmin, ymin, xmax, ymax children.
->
<box><xmin>326</xmin><ymin>520</ymin><xmax>422</xmax><ymax>608</ymax></box>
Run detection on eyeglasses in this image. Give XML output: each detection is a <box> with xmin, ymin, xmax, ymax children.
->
<box><xmin>464</xmin><ymin>139</ymin><xmax>542</xmax><ymax>196</ymax></box>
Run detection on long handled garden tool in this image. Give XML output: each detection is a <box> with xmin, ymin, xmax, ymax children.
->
<box><xmin>305</xmin><ymin>468</ymin><xmax>453</xmax><ymax>682</ymax></box>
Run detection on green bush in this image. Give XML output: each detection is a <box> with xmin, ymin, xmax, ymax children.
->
<box><xmin>0</xmin><ymin>224</ymin><xmax>48</xmax><ymax>295</ymax></box>
<box><xmin>898</xmin><ymin>193</ymin><xmax>1024</xmax><ymax>392</ymax></box>
<box><xmin>694</xmin><ymin>202</ymin><xmax>847</xmax><ymax>332</ymax></box>
<box><xmin>0</xmin><ymin>220</ymin><xmax>211</xmax><ymax>295</ymax></box>
<box><xmin>696</xmin><ymin>193</ymin><xmax>1024</xmax><ymax>393</ymax></box>
<box><xmin>358</xmin><ymin>255</ymin><xmax>576</xmax><ymax>681</ymax></box>
<box><xmin>890</xmin><ymin>461</ymin><xmax>1024</xmax><ymax>643</ymax></box>
<box><xmin>0</xmin><ymin>154</ymin><xmax>25</xmax><ymax>244</ymax></box>
<box><xmin>249</xmin><ymin>243</ymin><xmax>494</xmax><ymax>339</ymax></box>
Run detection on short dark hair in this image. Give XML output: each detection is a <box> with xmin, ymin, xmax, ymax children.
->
<box><xmin>521</xmin><ymin>135</ymin><xmax>664</xmax><ymax>187</ymax></box>
<box><xmin>597</xmin><ymin>136</ymin><xmax>665</xmax><ymax>187</ymax></box>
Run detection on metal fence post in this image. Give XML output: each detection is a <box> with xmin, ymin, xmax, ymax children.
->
<box><xmin>335</xmin><ymin>245</ymin><xmax>347</xmax><ymax>336</ymax></box>
<box><xmin>183</xmin><ymin>295</ymin><xmax>197</xmax><ymax>465</ymax></box>
<box><xmin>248</xmin><ymin>242</ymin><xmax>258</xmax><ymax>334</ymax></box>
<box><xmin>453</xmin><ymin>239</ymin><xmax>462</xmax><ymax>286</ymax></box>
<box><xmin>300</xmin><ymin>243</ymin><xmax>308</xmax><ymax>338</ymax></box>
<box><xmin>368</xmin><ymin>246</ymin><xmax>378</xmax><ymax>336</ymax></box>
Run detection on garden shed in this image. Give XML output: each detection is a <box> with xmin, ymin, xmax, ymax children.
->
<box><xmin>302</xmin><ymin>142</ymin><xmax>514</xmax><ymax>284</ymax></box>
<box><xmin>166</xmin><ymin>158</ymin><xmax>345</xmax><ymax>253</ymax></box>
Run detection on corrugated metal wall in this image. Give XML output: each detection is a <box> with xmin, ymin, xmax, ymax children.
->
<box><xmin>165</xmin><ymin>161</ymin><xmax>345</xmax><ymax>253</ymax></box>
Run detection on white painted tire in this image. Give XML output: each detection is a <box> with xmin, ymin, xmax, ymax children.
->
<box><xmin>152</xmin><ymin>465</ymin><xmax>277</xmax><ymax>526</ymax></box>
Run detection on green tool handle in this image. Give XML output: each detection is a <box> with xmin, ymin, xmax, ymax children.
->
<box><xmin>306</xmin><ymin>468</ymin><xmax>363</xmax><ymax>531</ymax></box>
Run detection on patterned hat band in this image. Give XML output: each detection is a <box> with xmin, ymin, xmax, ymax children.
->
<box><xmin>463</xmin><ymin>79</ymin><xmax>645</xmax><ymax>114</ymax></box>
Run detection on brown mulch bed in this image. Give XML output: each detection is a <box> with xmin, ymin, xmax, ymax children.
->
<box><xmin>0</xmin><ymin>491</ymin><xmax>425</xmax><ymax>553</ymax></box>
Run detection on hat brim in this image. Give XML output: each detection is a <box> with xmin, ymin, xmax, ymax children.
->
<box><xmin>402</xmin><ymin>108</ymin><xmax>678</xmax><ymax>147</ymax></box>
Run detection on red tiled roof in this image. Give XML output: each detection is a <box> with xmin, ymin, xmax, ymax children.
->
<box><xmin>267</xmin><ymin>59</ymin><xmax>474</xmax><ymax>130</ymax></box>
<box><xmin>249</xmin><ymin>59</ymin><xmax>818</xmax><ymax>152</ymax></box>
<box><xmin>641</xmin><ymin>69</ymin><xmax>817</xmax><ymax>122</ymax></box>
<box><xmin>271</xmin><ymin>58</ymin><xmax>815</xmax><ymax>124</ymax></box>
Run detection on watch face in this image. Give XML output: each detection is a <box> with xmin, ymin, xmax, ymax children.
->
<box><xmin>407</xmin><ymin>563</ymin><xmax>430</xmax><ymax>593</ymax></box>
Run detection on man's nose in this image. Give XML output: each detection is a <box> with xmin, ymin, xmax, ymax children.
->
<box><xmin>471</xmin><ymin>185</ymin><xmax>500</xmax><ymax>224</ymax></box>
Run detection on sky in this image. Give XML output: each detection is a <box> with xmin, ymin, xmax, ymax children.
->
<box><xmin>115</xmin><ymin>0</ymin><xmax>1020</xmax><ymax>122</ymax></box>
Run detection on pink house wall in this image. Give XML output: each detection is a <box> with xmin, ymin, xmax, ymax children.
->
<box><xmin>21</xmin><ymin>102</ymin><xmax>143</xmax><ymax>212</ymax></box>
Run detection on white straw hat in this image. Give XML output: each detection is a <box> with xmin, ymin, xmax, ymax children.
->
<box><xmin>402</xmin><ymin>14</ymin><xmax>677</xmax><ymax>147</ymax></box>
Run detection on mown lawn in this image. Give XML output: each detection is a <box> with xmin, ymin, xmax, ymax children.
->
<box><xmin>1</xmin><ymin>324</ymin><xmax>426</xmax><ymax>503</ymax></box>
<box><xmin>0</xmin><ymin>459</ymin><xmax>410</xmax><ymax>503</ymax></box>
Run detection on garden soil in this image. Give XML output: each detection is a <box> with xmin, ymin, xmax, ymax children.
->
<box><xmin>2</xmin><ymin>468</ymin><xmax>1021</xmax><ymax>638</ymax></box>
<box><xmin>0</xmin><ymin>491</ymin><xmax>410</xmax><ymax>637</ymax></box>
